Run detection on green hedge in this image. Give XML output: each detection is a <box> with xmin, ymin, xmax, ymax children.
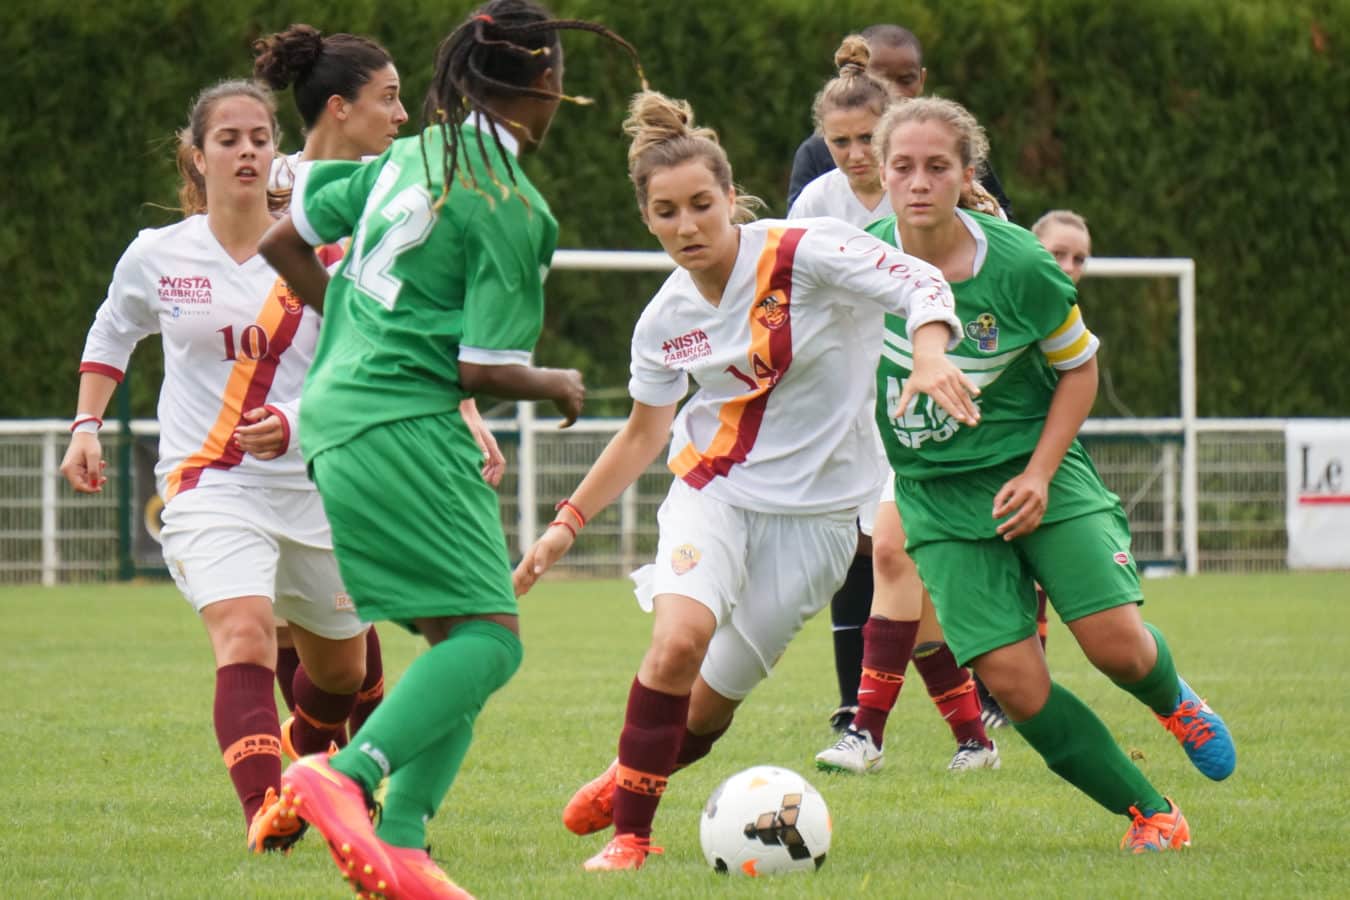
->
<box><xmin>4</xmin><ymin>0</ymin><xmax>1345</xmax><ymax>418</ymax></box>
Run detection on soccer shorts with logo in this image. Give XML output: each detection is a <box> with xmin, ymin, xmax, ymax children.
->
<box><xmin>309</xmin><ymin>410</ymin><xmax>516</xmax><ymax>625</ymax></box>
<box><xmin>910</xmin><ymin>507</ymin><xmax>1142</xmax><ymax>667</ymax></box>
<box><xmin>160</xmin><ymin>483</ymin><xmax>365</xmax><ymax>639</ymax></box>
<box><xmin>630</xmin><ymin>479</ymin><xmax>857</xmax><ymax>700</ymax></box>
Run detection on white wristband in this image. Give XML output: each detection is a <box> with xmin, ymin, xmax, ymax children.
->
<box><xmin>71</xmin><ymin>413</ymin><xmax>103</xmax><ymax>435</ymax></box>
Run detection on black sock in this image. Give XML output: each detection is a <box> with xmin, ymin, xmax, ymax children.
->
<box><xmin>830</xmin><ymin>554</ymin><xmax>873</xmax><ymax>707</ymax></box>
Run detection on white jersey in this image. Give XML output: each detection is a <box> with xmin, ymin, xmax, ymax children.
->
<box><xmin>628</xmin><ymin>217</ymin><xmax>960</xmax><ymax>515</ymax></box>
<box><xmin>787</xmin><ymin>169</ymin><xmax>891</xmax><ymax>230</ymax></box>
<box><xmin>80</xmin><ymin>215</ymin><xmax>320</xmax><ymax>502</ymax></box>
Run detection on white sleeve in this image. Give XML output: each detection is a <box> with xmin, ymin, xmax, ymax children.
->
<box><xmin>797</xmin><ymin>218</ymin><xmax>963</xmax><ymax>349</ymax></box>
<box><xmin>786</xmin><ymin>175</ymin><xmax>822</xmax><ymax>220</ymax></box>
<box><xmin>626</xmin><ymin>309</ymin><xmax>688</xmax><ymax>407</ymax></box>
<box><xmin>80</xmin><ymin>236</ymin><xmax>161</xmax><ymax>380</ymax></box>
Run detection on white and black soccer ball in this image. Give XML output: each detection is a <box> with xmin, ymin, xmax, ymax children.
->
<box><xmin>699</xmin><ymin>765</ymin><xmax>831</xmax><ymax>876</ymax></box>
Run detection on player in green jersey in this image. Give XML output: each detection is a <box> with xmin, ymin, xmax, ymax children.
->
<box><xmin>861</xmin><ymin>96</ymin><xmax>1236</xmax><ymax>853</ymax></box>
<box><xmin>257</xmin><ymin>3</ymin><xmax>642</xmax><ymax>895</ymax></box>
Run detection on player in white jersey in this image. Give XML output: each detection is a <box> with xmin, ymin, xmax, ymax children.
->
<box><xmin>787</xmin><ymin>37</ymin><xmax>892</xmax><ymax>231</ymax></box>
<box><xmin>59</xmin><ymin>80</ymin><xmax>368</xmax><ymax>855</ymax></box>
<box><xmin>511</xmin><ymin>90</ymin><xmax>977</xmax><ymax>873</ymax></box>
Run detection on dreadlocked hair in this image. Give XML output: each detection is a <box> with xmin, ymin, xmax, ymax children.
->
<box><xmin>420</xmin><ymin>0</ymin><xmax>644</xmax><ymax>211</ymax></box>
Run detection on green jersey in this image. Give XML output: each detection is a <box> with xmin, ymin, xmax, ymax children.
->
<box><xmin>291</xmin><ymin>124</ymin><xmax>557</xmax><ymax>459</ymax></box>
<box><xmin>871</xmin><ymin>209</ymin><xmax>1116</xmax><ymax>542</ymax></box>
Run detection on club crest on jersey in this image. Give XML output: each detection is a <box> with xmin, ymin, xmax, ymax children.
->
<box><xmin>755</xmin><ymin>292</ymin><xmax>789</xmax><ymax>331</ymax></box>
<box><xmin>1113</xmin><ymin>551</ymin><xmax>1131</xmax><ymax>567</ymax></box>
<box><xmin>278</xmin><ymin>287</ymin><xmax>303</xmax><ymax>315</ymax></box>
<box><xmin>965</xmin><ymin>313</ymin><xmax>999</xmax><ymax>352</ymax></box>
<box><xmin>671</xmin><ymin>543</ymin><xmax>702</xmax><ymax>575</ymax></box>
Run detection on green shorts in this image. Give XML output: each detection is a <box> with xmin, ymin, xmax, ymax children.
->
<box><xmin>909</xmin><ymin>507</ymin><xmax>1142</xmax><ymax>666</ymax></box>
<box><xmin>310</xmin><ymin>411</ymin><xmax>516</xmax><ymax>625</ymax></box>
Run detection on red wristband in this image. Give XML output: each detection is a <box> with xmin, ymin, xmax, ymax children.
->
<box><xmin>548</xmin><ymin>519</ymin><xmax>577</xmax><ymax>540</ymax></box>
<box><xmin>70</xmin><ymin>414</ymin><xmax>103</xmax><ymax>433</ymax></box>
<box><xmin>554</xmin><ymin>498</ymin><xmax>587</xmax><ymax>528</ymax></box>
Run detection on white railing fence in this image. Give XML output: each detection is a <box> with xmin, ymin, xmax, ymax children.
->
<box><xmin>0</xmin><ymin>415</ymin><xmax>1289</xmax><ymax>585</ymax></box>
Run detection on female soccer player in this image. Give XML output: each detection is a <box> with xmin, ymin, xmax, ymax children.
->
<box><xmin>59</xmin><ymin>80</ymin><xmax>369</xmax><ymax>855</ymax></box>
<box><xmin>513</xmin><ymin>88</ymin><xmax>977</xmax><ymax>873</ymax></box>
<box><xmin>1034</xmin><ymin>209</ymin><xmax>1092</xmax><ymax>285</ymax></box>
<box><xmin>789</xmin><ymin>36</ymin><xmax>999</xmax><ymax>771</ymax></box>
<box><xmin>860</xmin><ymin>96</ymin><xmax>1236</xmax><ymax>851</ymax></box>
<box><xmin>787</xmin><ymin>35</ymin><xmax>892</xmax><ymax>228</ymax></box>
<box><xmin>251</xmin><ymin>22</ymin><xmax>409</xmax><ymax>758</ymax></box>
<box><xmin>259</xmin><ymin>3</ymin><xmax>643</xmax><ymax>896</ymax></box>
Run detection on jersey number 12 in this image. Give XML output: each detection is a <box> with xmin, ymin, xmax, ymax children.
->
<box><xmin>344</xmin><ymin>163</ymin><xmax>436</xmax><ymax>311</ymax></box>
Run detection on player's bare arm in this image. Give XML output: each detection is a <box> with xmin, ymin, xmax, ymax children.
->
<box><xmin>994</xmin><ymin>355</ymin><xmax>1098</xmax><ymax>540</ymax></box>
<box><xmin>460</xmin><ymin>362</ymin><xmax>586</xmax><ymax>427</ymax></box>
<box><xmin>259</xmin><ymin>215</ymin><xmax>330</xmax><ymax>313</ymax></box>
<box><xmin>513</xmin><ymin>400</ymin><xmax>676</xmax><ymax>596</ymax></box>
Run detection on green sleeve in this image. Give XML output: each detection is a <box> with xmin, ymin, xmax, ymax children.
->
<box><xmin>1017</xmin><ymin>241</ymin><xmax>1080</xmax><ymax>339</ymax></box>
<box><xmin>291</xmin><ymin>158</ymin><xmax>384</xmax><ymax>247</ymax></box>
<box><xmin>457</xmin><ymin>202</ymin><xmax>554</xmax><ymax>364</ymax></box>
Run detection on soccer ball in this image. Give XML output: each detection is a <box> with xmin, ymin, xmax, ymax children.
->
<box><xmin>699</xmin><ymin>765</ymin><xmax>831</xmax><ymax>876</ymax></box>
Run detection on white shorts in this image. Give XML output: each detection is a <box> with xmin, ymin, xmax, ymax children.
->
<box><xmin>630</xmin><ymin>480</ymin><xmax>857</xmax><ymax>700</ymax></box>
<box><xmin>160</xmin><ymin>483</ymin><xmax>365</xmax><ymax>640</ymax></box>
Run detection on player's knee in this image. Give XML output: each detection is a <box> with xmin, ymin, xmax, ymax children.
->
<box><xmin>872</xmin><ymin>541</ymin><xmax>918</xmax><ymax>583</ymax></box>
<box><xmin>644</xmin><ymin>632</ymin><xmax>706</xmax><ymax>689</ymax></box>
<box><xmin>302</xmin><ymin>654</ymin><xmax>366</xmax><ymax>694</ymax></box>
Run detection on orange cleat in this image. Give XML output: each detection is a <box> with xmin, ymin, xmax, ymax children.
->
<box><xmin>247</xmin><ymin>786</ymin><xmax>308</xmax><ymax>854</ymax></box>
<box><xmin>582</xmin><ymin>833</ymin><xmax>663</xmax><ymax>872</ymax></box>
<box><xmin>563</xmin><ymin>758</ymin><xmax>619</xmax><ymax>835</ymax></box>
<box><xmin>279</xmin><ymin>754</ymin><xmax>396</xmax><ymax>896</ymax></box>
<box><xmin>281</xmin><ymin>715</ymin><xmax>341</xmax><ymax>763</ymax></box>
<box><xmin>384</xmin><ymin>844</ymin><xmax>476</xmax><ymax>899</ymax></box>
<box><xmin>1120</xmin><ymin>797</ymin><xmax>1191</xmax><ymax>854</ymax></box>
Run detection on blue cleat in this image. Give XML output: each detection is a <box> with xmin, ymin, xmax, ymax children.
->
<box><xmin>1156</xmin><ymin>677</ymin><xmax>1236</xmax><ymax>781</ymax></box>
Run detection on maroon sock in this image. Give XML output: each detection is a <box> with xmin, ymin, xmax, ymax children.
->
<box><xmin>214</xmin><ymin>662</ymin><xmax>282</xmax><ymax>823</ymax></box>
<box><xmin>291</xmin><ymin>667</ymin><xmax>357</xmax><ymax>755</ymax></box>
<box><xmin>613</xmin><ymin>678</ymin><xmax>689</xmax><ymax>839</ymax></box>
<box><xmin>1036</xmin><ymin>586</ymin><xmax>1050</xmax><ymax>651</ymax></box>
<box><xmin>348</xmin><ymin>627</ymin><xmax>384</xmax><ymax>739</ymax></box>
<box><xmin>275</xmin><ymin>646</ymin><xmax>300</xmax><ymax>712</ymax></box>
<box><xmin>913</xmin><ymin>641</ymin><xmax>990</xmax><ymax>748</ymax></box>
<box><xmin>674</xmin><ymin>720</ymin><xmax>731</xmax><ymax>771</ymax></box>
<box><xmin>851</xmin><ymin>617</ymin><xmax>919</xmax><ymax>748</ymax></box>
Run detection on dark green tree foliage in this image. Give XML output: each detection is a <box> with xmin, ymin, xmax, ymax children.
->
<box><xmin>3</xmin><ymin>0</ymin><xmax>1345</xmax><ymax>418</ymax></box>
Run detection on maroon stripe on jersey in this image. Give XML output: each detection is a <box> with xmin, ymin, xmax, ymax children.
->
<box><xmin>175</xmin><ymin>299</ymin><xmax>305</xmax><ymax>494</ymax></box>
<box><xmin>675</xmin><ymin>227</ymin><xmax>803</xmax><ymax>489</ymax></box>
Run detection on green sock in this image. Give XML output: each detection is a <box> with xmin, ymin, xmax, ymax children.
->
<box><xmin>1014</xmin><ymin>681</ymin><xmax>1167</xmax><ymax>816</ymax></box>
<box><xmin>377</xmin><ymin>722</ymin><xmax>474</xmax><ymax>848</ymax></box>
<box><xmin>332</xmin><ymin>621</ymin><xmax>523</xmax><ymax>794</ymax></box>
<box><xmin>1113</xmin><ymin>622</ymin><xmax>1180</xmax><ymax>717</ymax></box>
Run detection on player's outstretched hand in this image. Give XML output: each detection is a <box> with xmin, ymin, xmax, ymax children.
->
<box><xmin>234</xmin><ymin>407</ymin><xmax>287</xmax><ymax>459</ymax></box>
<box><xmin>512</xmin><ymin>524</ymin><xmax>576</xmax><ymax>596</ymax></box>
<box><xmin>60</xmin><ymin>433</ymin><xmax>106</xmax><ymax>493</ymax></box>
<box><xmin>993</xmin><ymin>469</ymin><xmax>1050</xmax><ymax>540</ymax></box>
<box><xmin>900</xmin><ymin>351</ymin><xmax>981</xmax><ymax>428</ymax></box>
<box><xmin>553</xmin><ymin>369</ymin><xmax>585</xmax><ymax>428</ymax></box>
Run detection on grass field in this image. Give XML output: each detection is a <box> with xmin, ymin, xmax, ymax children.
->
<box><xmin>3</xmin><ymin>573</ymin><xmax>1349</xmax><ymax>898</ymax></box>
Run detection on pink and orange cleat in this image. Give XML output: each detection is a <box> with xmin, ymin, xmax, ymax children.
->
<box><xmin>279</xmin><ymin>754</ymin><xmax>395</xmax><ymax>896</ymax></box>
<box><xmin>582</xmin><ymin>833</ymin><xmax>663</xmax><ymax>871</ymax></box>
<box><xmin>1120</xmin><ymin>798</ymin><xmax>1191</xmax><ymax>854</ymax></box>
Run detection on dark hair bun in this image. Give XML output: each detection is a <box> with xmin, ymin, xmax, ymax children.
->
<box><xmin>253</xmin><ymin>24</ymin><xmax>325</xmax><ymax>90</ymax></box>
